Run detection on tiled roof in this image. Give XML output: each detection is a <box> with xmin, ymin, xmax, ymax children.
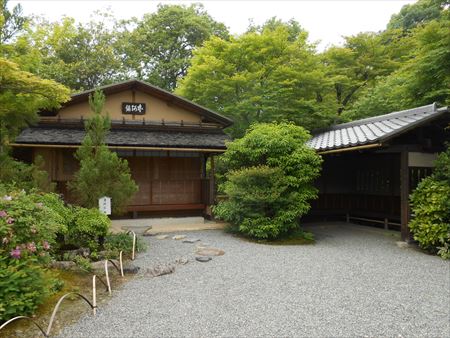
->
<box><xmin>307</xmin><ymin>103</ymin><xmax>449</xmax><ymax>152</ymax></box>
<box><xmin>14</xmin><ymin>127</ymin><xmax>230</xmax><ymax>150</ymax></box>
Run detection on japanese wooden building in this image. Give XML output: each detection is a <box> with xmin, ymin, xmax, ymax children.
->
<box><xmin>11</xmin><ymin>80</ymin><xmax>233</xmax><ymax>217</ymax></box>
<box><xmin>307</xmin><ymin>103</ymin><xmax>449</xmax><ymax>241</ymax></box>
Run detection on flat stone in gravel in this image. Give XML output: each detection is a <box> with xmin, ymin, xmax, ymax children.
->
<box><xmin>155</xmin><ymin>235</ymin><xmax>168</xmax><ymax>240</ymax></box>
<box><xmin>195</xmin><ymin>256</ymin><xmax>212</xmax><ymax>262</ymax></box>
<box><xmin>195</xmin><ymin>246</ymin><xmax>225</xmax><ymax>256</ymax></box>
<box><xmin>172</xmin><ymin>235</ymin><xmax>186</xmax><ymax>240</ymax></box>
<box><xmin>58</xmin><ymin>223</ymin><xmax>450</xmax><ymax>338</ymax></box>
<box><xmin>182</xmin><ymin>238</ymin><xmax>200</xmax><ymax>243</ymax></box>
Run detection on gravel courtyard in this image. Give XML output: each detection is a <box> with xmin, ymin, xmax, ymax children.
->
<box><xmin>59</xmin><ymin>223</ymin><xmax>450</xmax><ymax>338</ymax></box>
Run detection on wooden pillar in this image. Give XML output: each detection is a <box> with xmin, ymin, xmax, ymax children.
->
<box><xmin>209</xmin><ymin>155</ymin><xmax>215</xmax><ymax>205</ymax></box>
<box><xmin>400</xmin><ymin>151</ymin><xmax>411</xmax><ymax>242</ymax></box>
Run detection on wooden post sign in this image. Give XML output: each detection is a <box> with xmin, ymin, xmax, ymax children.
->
<box><xmin>99</xmin><ymin>196</ymin><xmax>111</xmax><ymax>215</ymax></box>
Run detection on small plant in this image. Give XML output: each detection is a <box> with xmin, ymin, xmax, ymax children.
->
<box><xmin>73</xmin><ymin>256</ymin><xmax>92</xmax><ymax>272</ymax></box>
<box><xmin>104</xmin><ymin>233</ymin><xmax>147</xmax><ymax>259</ymax></box>
<box><xmin>65</xmin><ymin>206</ymin><xmax>111</xmax><ymax>252</ymax></box>
<box><xmin>0</xmin><ymin>255</ymin><xmax>52</xmax><ymax>321</ymax></box>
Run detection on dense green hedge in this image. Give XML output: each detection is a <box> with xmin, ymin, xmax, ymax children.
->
<box><xmin>409</xmin><ymin>146</ymin><xmax>450</xmax><ymax>259</ymax></box>
<box><xmin>214</xmin><ymin>122</ymin><xmax>322</xmax><ymax>239</ymax></box>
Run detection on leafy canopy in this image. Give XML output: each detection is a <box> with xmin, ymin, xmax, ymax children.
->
<box><xmin>214</xmin><ymin>122</ymin><xmax>322</xmax><ymax>239</ymax></box>
<box><xmin>0</xmin><ymin>58</ymin><xmax>69</xmax><ymax>148</ymax></box>
<box><xmin>177</xmin><ymin>21</ymin><xmax>334</xmax><ymax>137</ymax></box>
<box><xmin>69</xmin><ymin>90</ymin><xmax>138</xmax><ymax>214</ymax></box>
<box><xmin>124</xmin><ymin>3</ymin><xmax>229</xmax><ymax>91</ymax></box>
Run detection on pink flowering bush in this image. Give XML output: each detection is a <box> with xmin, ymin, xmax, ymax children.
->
<box><xmin>0</xmin><ymin>190</ymin><xmax>68</xmax><ymax>263</ymax></box>
<box><xmin>0</xmin><ymin>188</ymin><xmax>68</xmax><ymax>321</ymax></box>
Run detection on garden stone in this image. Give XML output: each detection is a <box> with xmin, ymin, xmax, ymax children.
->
<box><xmin>195</xmin><ymin>256</ymin><xmax>212</xmax><ymax>262</ymax></box>
<box><xmin>50</xmin><ymin>261</ymin><xmax>76</xmax><ymax>270</ymax></box>
<box><xmin>156</xmin><ymin>235</ymin><xmax>169</xmax><ymax>240</ymax></box>
<box><xmin>195</xmin><ymin>246</ymin><xmax>225</xmax><ymax>256</ymax></box>
<box><xmin>174</xmin><ymin>257</ymin><xmax>189</xmax><ymax>265</ymax></box>
<box><xmin>172</xmin><ymin>235</ymin><xmax>187</xmax><ymax>240</ymax></box>
<box><xmin>182</xmin><ymin>238</ymin><xmax>200</xmax><ymax>243</ymax></box>
<box><xmin>123</xmin><ymin>264</ymin><xmax>140</xmax><ymax>274</ymax></box>
<box><xmin>142</xmin><ymin>226</ymin><xmax>154</xmax><ymax>236</ymax></box>
<box><xmin>145</xmin><ymin>263</ymin><xmax>175</xmax><ymax>277</ymax></box>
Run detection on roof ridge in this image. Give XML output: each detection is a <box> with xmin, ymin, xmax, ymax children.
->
<box><xmin>328</xmin><ymin>103</ymin><xmax>437</xmax><ymax>131</ymax></box>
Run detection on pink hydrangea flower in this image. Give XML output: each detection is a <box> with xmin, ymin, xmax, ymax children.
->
<box><xmin>42</xmin><ymin>241</ymin><xmax>50</xmax><ymax>250</ymax></box>
<box><xmin>10</xmin><ymin>246</ymin><xmax>21</xmax><ymax>259</ymax></box>
<box><xmin>0</xmin><ymin>210</ymin><xmax>7</xmax><ymax>218</ymax></box>
<box><xmin>27</xmin><ymin>242</ymin><xmax>37</xmax><ymax>253</ymax></box>
<box><xmin>6</xmin><ymin>217</ymin><xmax>14</xmax><ymax>224</ymax></box>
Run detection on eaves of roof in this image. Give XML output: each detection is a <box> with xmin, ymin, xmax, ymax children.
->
<box><xmin>307</xmin><ymin>103</ymin><xmax>449</xmax><ymax>154</ymax></box>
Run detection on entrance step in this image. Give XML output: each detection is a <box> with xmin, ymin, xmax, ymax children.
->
<box><xmin>111</xmin><ymin>217</ymin><xmax>225</xmax><ymax>234</ymax></box>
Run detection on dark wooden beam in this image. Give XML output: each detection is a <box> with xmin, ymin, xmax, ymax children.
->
<box><xmin>400</xmin><ymin>151</ymin><xmax>411</xmax><ymax>241</ymax></box>
<box><xmin>209</xmin><ymin>155</ymin><xmax>215</xmax><ymax>205</ymax></box>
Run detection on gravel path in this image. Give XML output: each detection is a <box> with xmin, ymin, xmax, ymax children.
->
<box><xmin>58</xmin><ymin>223</ymin><xmax>450</xmax><ymax>338</ymax></box>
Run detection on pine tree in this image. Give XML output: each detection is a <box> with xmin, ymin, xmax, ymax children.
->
<box><xmin>69</xmin><ymin>90</ymin><xmax>137</xmax><ymax>214</ymax></box>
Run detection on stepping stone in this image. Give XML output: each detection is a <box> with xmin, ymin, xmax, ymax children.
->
<box><xmin>156</xmin><ymin>235</ymin><xmax>169</xmax><ymax>240</ymax></box>
<box><xmin>195</xmin><ymin>256</ymin><xmax>212</xmax><ymax>263</ymax></box>
<box><xmin>172</xmin><ymin>235</ymin><xmax>187</xmax><ymax>240</ymax></box>
<box><xmin>195</xmin><ymin>247</ymin><xmax>225</xmax><ymax>256</ymax></box>
<box><xmin>145</xmin><ymin>264</ymin><xmax>175</xmax><ymax>277</ymax></box>
<box><xmin>174</xmin><ymin>257</ymin><xmax>189</xmax><ymax>265</ymax></box>
<box><xmin>182</xmin><ymin>238</ymin><xmax>200</xmax><ymax>243</ymax></box>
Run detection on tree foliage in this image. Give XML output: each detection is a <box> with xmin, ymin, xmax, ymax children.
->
<box><xmin>0</xmin><ymin>0</ymin><xmax>27</xmax><ymax>43</ymax></box>
<box><xmin>344</xmin><ymin>15</ymin><xmax>450</xmax><ymax>120</ymax></box>
<box><xmin>123</xmin><ymin>4</ymin><xmax>229</xmax><ymax>91</ymax></box>
<box><xmin>177</xmin><ymin>22</ymin><xmax>334</xmax><ymax>137</ymax></box>
<box><xmin>214</xmin><ymin>122</ymin><xmax>322</xmax><ymax>239</ymax></box>
<box><xmin>0</xmin><ymin>58</ymin><xmax>69</xmax><ymax>148</ymax></box>
<box><xmin>387</xmin><ymin>0</ymin><xmax>448</xmax><ymax>31</ymax></box>
<box><xmin>69</xmin><ymin>90</ymin><xmax>138</xmax><ymax>214</ymax></box>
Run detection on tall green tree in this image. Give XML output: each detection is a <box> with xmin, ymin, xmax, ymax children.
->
<box><xmin>177</xmin><ymin>22</ymin><xmax>334</xmax><ymax>137</ymax></box>
<box><xmin>0</xmin><ymin>0</ymin><xmax>27</xmax><ymax>44</ymax></box>
<box><xmin>122</xmin><ymin>4</ymin><xmax>229</xmax><ymax>91</ymax></box>
<box><xmin>22</xmin><ymin>14</ymin><xmax>124</xmax><ymax>91</ymax></box>
<box><xmin>387</xmin><ymin>0</ymin><xmax>448</xmax><ymax>31</ymax></box>
<box><xmin>321</xmin><ymin>32</ymin><xmax>400</xmax><ymax>117</ymax></box>
<box><xmin>345</xmin><ymin>15</ymin><xmax>450</xmax><ymax>119</ymax></box>
<box><xmin>0</xmin><ymin>58</ymin><xmax>69</xmax><ymax>149</ymax></box>
<box><xmin>69</xmin><ymin>90</ymin><xmax>137</xmax><ymax>214</ymax></box>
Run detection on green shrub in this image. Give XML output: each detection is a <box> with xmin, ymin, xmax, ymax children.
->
<box><xmin>73</xmin><ymin>255</ymin><xmax>92</xmax><ymax>272</ymax></box>
<box><xmin>214</xmin><ymin>122</ymin><xmax>322</xmax><ymax>239</ymax></box>
<box><xmin>409</xmin><ymin>177</ymin><xmax>450</xmax><ymax>258</ymax></box>
<box><xmin>103</xmin><ymin>233</ymin><xmax>147</xmax><ymax>259</ymax></box>
<box><xmin>66</xmin><ymin>207</ymin><xmax>111</xmax><ymax>252</ymax></box>
<box><xmin>0</xmin><ymin>256</ymin><xmax>52</xmax><ymax>322</ymax></box>
<box><xmin>0</xmin><ymin>154</ymin><xmax>55</xmax><ymax>193</ymax></box>
<box><xmin>409</xmin><ymin>146</ymin><xmax>450</xmax><ymax>259</ymax></box>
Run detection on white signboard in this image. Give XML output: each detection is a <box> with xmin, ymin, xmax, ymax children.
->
<box><xmin>99</xmin><ymin>196</ymin><xmax>111</xmax><ymax>215</ymax></box>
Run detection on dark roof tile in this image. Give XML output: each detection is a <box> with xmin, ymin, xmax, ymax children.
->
<box><xmin>15</xmin><ymin>127</ymin><xmax>230</xmax><ymax>150</ymax></box>
<box><xmin>308</xmin><ymin>103</ymin><xmax>449</xmax><ymax>152</ymax></box>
